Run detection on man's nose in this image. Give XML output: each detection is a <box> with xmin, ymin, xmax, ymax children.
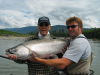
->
<box><xmin>68</xmin><ymin>27</ymin><xmax>73</xmax><ymax>30</ymax></box>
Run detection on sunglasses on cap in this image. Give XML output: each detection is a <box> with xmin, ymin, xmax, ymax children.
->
<box><xmin>39</xmin><ymin>22</ymin><xmax>49</xmax><ymax>27</ymax></box>
<box><xmin>67</xmin><ymin>25</ymin><xmax>78</xmax><ymax>29</ymax></box>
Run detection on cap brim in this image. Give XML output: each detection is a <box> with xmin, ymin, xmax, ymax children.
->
<box><xmin>38</xmin><ymin>21</ymin><xmax>50</xmax><ymax>25</ymax></box>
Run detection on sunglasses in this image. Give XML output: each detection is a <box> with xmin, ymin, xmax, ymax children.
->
<box><xmin>39</xmin><ymin>23</ymin><xmax>49</xmax><ymax>27</ymax></box>
<box><xmin>67</xmin><ymin>25</ymin><xmax>78</xmax><ymax>29</ymax></box>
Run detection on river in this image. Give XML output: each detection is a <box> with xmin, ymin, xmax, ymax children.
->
<box><xmin>0</xmin><ymin>38</ymin><xmax>99</xmax><ymax>75</ymax></box>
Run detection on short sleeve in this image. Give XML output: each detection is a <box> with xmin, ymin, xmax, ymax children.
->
<box><xmin>63</xmin><ymin>38</ymin><xmax>88</xmax><ymax>63</ymax></box>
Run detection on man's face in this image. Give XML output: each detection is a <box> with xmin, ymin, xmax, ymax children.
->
<box><xmin>38</xmin><ymin>22</ymin><xmax>51</xmax><ymax>36</ymax></box>
<box><xmin>67</xmin><ymin>21</ymin><xmax>82</xmax><ymax>38</ymax></box>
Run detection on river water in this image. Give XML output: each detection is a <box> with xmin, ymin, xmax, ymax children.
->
<box><xmin>0</xmin><ymin>38</ymin><xmax>99</xmax><ymax>75</ymax></box>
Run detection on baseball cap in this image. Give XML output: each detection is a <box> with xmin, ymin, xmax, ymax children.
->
<box><xmin>38</xmin><ymin>16</ymin><xmax>51</xmax><ymax>25</ymax></box>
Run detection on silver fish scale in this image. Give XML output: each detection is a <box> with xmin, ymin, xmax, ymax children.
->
<box><xmin>6</xmin><ymin>39</ymin><xmax>67</xmax><ymax>60</ymax></box>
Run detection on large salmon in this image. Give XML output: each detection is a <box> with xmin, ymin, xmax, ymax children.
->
<box><xmin>6</xmin><ymin>39</ymin><xmax>67</xmax><ymax>60</ymax></box>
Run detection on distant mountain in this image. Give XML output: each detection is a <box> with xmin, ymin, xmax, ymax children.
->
<box><xmin>51</xmin><ymin>25</ymin><xmax>66</xmax><ymax>30</ymax></box>
<box><xmin>5</xmin><ymin>26</ymin><xmax>38</xmax><ymax>34</ymax></box>
<box><xmin>3</xmin><ymin>25</ymin><xmax>67</xmax><ymax>34</ymax></box>
<box><xmin>0</xmin><ymin>25</ymin><xmax>95</xmax><ymax>38</ymax></box>
<box><xmin>2</xmin><ymin>25</ymin><xmax>92</xmax><ymax>35</ymax></box>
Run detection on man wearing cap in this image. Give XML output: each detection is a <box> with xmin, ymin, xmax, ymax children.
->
<box><xmin>27</xmin><ymin>16</ymin><xmax>60</xmax><ymax>75</ymax></box>
<box><xmin>29</xmin><ymin>16</ymin><xmax>93</xmax><ymax>75</ymax></box>
<box><xmin>7</xmin><ymin>16</ymin><xmax>60</xmax><ymax>75</ymax></box>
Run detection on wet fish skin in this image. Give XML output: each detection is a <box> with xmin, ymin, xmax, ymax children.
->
<box><xmin>6</xmin><ymin>39</ymin><xmax>67</xmax><ymax>60</ymax></box>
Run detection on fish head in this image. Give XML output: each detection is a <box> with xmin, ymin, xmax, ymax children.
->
<box><xmin>6</xmin><ymin>48</ymin><xmax>17</xmax><ymax>55</ymax></box>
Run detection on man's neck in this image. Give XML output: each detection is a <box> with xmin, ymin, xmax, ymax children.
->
<box><xmin>38</xmin><ymin>32</ymin><xmax>50</xmax><ymax>39</ymax></box>
<box><xmin>71</xmin><ymin>33</ymin><xmax>82</xmax><ymax>39</ymax></box>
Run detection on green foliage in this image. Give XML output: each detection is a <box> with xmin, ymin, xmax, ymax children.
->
<box><xmin>50</xmin><ymin>28</ymin><xmax>67</xmax><ymax>37</ymax></box>
<box><xmin>28</xmin><ymin>31</ymin><xmax>38</xmax><ymax>35</ymax></box>
<box><xmin>3</xmin><ymin>27</ymin><xmax>100</xmax><ymax>39</ymax></box>
<box><xmin>28</xmin><ymin>28</ymin><xmax>68</xmax><ymax>37</ymax></box>
<box><xmin>83</xmin><ymin>28</ymin><xmax>100</xmax><ymax>39</ymax></box>
<box><xmin>0</xmin><ymin>29</ymin><xmax>29</xmax><ymax>37</ymax></box>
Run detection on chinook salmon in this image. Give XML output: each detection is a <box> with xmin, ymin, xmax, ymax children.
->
<box><xmin>6</xmin><ymin>39</ymin><xmax>67</xmax><ymax>60</ymax></box>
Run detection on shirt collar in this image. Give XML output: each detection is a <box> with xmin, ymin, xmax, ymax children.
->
<box><xmin>71</xmin><ymin>34</ymin><xmax>86</xmax><ymax>40</ymax></box>
<box><xmin>77</xmin><ymin>34</ymin><xmax>85</xmax><ymax>38</ymax></box>
<box><xmin>38</xmin><ymin>32</ymin><xmax>50</xmax><ymax>39</ymax></box>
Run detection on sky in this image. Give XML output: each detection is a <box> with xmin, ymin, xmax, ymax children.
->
<box><xmin>0</xmin><ymin>0</ymin><xmax>100</xmax><ymax>28</ymax></box>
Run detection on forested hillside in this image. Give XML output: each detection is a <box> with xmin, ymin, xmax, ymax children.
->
<box><xmin>0</xmin><ymin>29</ymin><xmax>28</xmax><ymax>37</ymax></box>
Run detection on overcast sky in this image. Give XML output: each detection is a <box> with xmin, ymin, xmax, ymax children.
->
<box><xmin>0</xmin><ymin>0</ymin><xmax>100</xmax><ymax>28</ymax></box>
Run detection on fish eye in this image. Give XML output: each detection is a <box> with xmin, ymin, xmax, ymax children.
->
<box><xmin>6</xmin><ymin>48</ymin><xmax>17</xmax><ymax>54</ymax></box>
<box><xmin>11</xmin><ymin>49</ymin><xmax>17</xmax><ymax>53</ymax></box>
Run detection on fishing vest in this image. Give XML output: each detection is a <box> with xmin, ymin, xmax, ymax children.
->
<box><xmin>63</xmin><ymin>36</ymin><xmax>94</xmax><ymax>75</ymax></box>
<box><xmin>64</xmin><ymin>53</ymin><xmax>93</xmax><ymax>75</ymax></box>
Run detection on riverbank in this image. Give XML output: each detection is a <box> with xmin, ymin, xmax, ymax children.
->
<box><xmin>0</xmin><ymin>36</ymin><xmax>28</xmax><ymax>40</ymax></box>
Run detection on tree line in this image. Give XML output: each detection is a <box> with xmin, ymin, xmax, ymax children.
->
<box><xmin>0</xmin><ymin>29</ymin><xmax>28</xmax><ymax>37</ymax></box>
<box><xmin>29</xmin><ymin>28</ymin><xmax>100</xmax><ymax>39</ymax></box>
<box><xmin>0</xmin><ymin>28</ymin><xmax>100</xmax><ymax>39</ymax></box>
<box><xmin>83</xmin><ymin>28</ymin><xmax>100</xmax><ymax>39</ymax></box>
